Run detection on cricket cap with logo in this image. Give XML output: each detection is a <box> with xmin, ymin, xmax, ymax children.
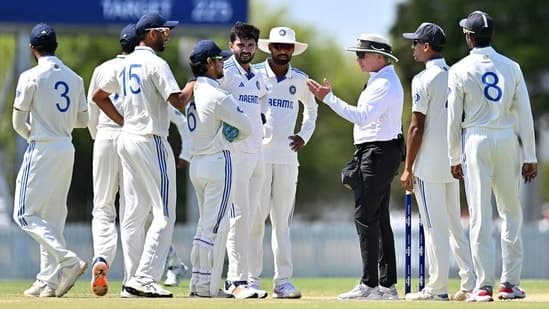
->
<box><xmin>346</xmin><ymin>34</ymin><xmax>399</xmax><ymax>62</ymax></box>
<box><xmin>402</xmin><ymin>22</ymin><xmax>446</xmax><ymax>48</ymax></box>
<box><xmin>136</xmin><ymin>13</ymin><xmax>179</xmax><ymax>36</ymax></box>
<box><xmin>459</xmin><ymin>10</ymin><xmax>494</xmax><ymax>37</ymax></box>
<box><xmin>189</xmin><ymin>40</ymin><xmax>232</xmax><ymax>64</ymax></box>
<box><xmin>258</xmin><ymin>26</ymin><xmax>308</xmax><ymax>56</ymax></box>
<box><xmin>120</xmin><ymin>23</ymin><xmax>138</xmax><ymax>50</ymax></box>
<box><xmin>30</xmin><ymin>23</ymin><xmax>57</xmax><ymax>46</ymax></box>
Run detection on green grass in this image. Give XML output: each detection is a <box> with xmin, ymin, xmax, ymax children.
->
<box><xmin>0</xmin><ymin>278</ymin><xmax>548</xmax><ymax>309</ymax></box>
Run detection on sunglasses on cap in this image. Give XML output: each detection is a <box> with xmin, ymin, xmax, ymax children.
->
<box><xmin>271</xmin><ymin>43</ymin><xmax>295</xmax><ymax>50</ymax></box>
<box><xmin>355</xmin><ymin>51</ymin><xmax>367</xmax><ymax>59</ymax></box>
<box><xmin>462</xmin><ymin>28</ymin><xmax>475</xmax><ymax>34</ymax></box>
<box><xmin>145</xmin><ymin>27</ymin><xmax>171</xmax><ymax>36</ymax></box>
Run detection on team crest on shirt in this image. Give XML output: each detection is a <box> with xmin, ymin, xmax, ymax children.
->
<box><xmin>289</xmin><ymin>85</ymin><xmax>296</xmax><ymax>94</ymax></box>
<box><xmin>413</xmin><ymin>93</ymin><xmax>420</xmax><ymax>103</ymax></box>
<box><xmin>279</xmin><ymin>29</ymin><xmax>287</xmax><ymax>36</ymax></box>
<box><xmin>256</xmin><ymin>80</ymin><xmax>260</xmax><ymax>90</ymax></box>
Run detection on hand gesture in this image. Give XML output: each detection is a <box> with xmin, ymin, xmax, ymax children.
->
<box><xmin>307</xmin><ymin>78</ymin><xmax>332</xmax><ymax>101</ymax></box>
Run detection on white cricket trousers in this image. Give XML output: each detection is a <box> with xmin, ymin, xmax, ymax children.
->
<box><xmin>91</xmin><ymin>133</ymin><xmax>124</xmax><ymax>267</ymax></box>
<box><xmin>117</xmin><ymin>133</ymin><xmax>176</xmax><ymax>283</ymax></box>
<box><xmin>249</xmin><ymin>163</ymin><xmax>298</xmax><ymax>285</ymax></box>
<box><xmin>226</xmin><ymin>151</ymin><xmax>264</xmax><ymax>282</ymax></box>
<box><xmin>413</xmin><ymin>178</ymin><xmax>476</xmax><ymax>294</ymax></box>
<box><xmin>13</xmin><ymin>140</ymin><xmax>80</xmax><ymax>288</ymax></box>
<box><xmin>463</xmin><ymin>127</ymin><xmax>523</xmax><ymax>289</ymax></box>
<box><xmin>189</xmin><ymin>150</ymin><xmax>232</xmax><ymax>296</ymax></box>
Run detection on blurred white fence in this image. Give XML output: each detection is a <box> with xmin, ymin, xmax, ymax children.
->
<box><xmin>1</xmin><ymin>220</ymin><xmax>548</xmax><ymax>280</ymax></box>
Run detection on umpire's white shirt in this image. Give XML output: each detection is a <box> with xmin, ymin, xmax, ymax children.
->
<box><xmin>411</xmin><ymin>58</ymin><xmax>454</xmax><ymax>183</ymax></box>
<box><xmin>99</xmin><ymin>46</ymin><xmax>181</xmax><ymax>137</ymax></box>
<box><xmin>448</xmin><ymin>46</ymin><xmax>537</xmax><ymax>165</ymax></box>
<box><xmin>14</xmin><ymin>56</ymin><xmax>87</xmax><ymax>141</ymax></box>
<box><xmin>220</xmin><ymin>55</ymin><xmax>268</xmax><ymax>154</ymax></box>
<box><xmin>255</xmin><ymin>59</ymin><xmax>318</xmax><ymax>165</ymax></box>
<box><xmin>322</xmin><ymin>64</ymin><xmax>403</xmax><ymax>144</ymax></box>
<box><xmin>188</xmin><ymin>77</ymin><xmax>252</xmax><ymax>156</ymax></box>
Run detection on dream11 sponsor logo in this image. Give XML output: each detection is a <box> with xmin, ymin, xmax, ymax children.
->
<box><xmin>101</xmin><ymin>0</ymin><xmax>173</xmax><ymax>20</ymax></box>
<box><xmin>191</xmin><ymin>0</ymin><xmax>233</xmax><ymax>22</ymax></box>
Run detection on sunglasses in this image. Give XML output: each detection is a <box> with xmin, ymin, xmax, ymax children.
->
<box><xmin>462</xmin><ymin>28</ymin><xmax>475</xmax><ymax>34</ymax></box>
<box><xmin>146</xmin><ymin>27</ymin><xmax>171</xmax><ymax>36</ymax></box>
<box><xmin>412</xmin><ymin>39</ymin><xmax>423</xmax><ymax>46</ymax></box>
<box><xmin>271</xmin><ymin>43</ymin><xmax>294</xmax><ymax>50</ymax></box>
<box><xmin>210</xmin><ymin>55</ymin><xmax>224</xmax><ymax>61</ymax></box>
<box><xmin>356</xmin><ymin>51</ymin><xmax>367</xmax><ymax>59</ymax></box>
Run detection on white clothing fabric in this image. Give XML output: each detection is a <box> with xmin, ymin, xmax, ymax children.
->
<box><xmin>168</xmin><ymin>105</ymin><xmax>191</xmax><ymax>161</ymax></box>
<box><xmin>322</xmin><ymin>64</ymin><xmax>403</xmax><ymax>144</ymax></box>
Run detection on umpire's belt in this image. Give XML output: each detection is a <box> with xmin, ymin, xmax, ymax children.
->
<box><xmin>356</xmin><ymin>138</ymin><xmax>398</xmax><ymax>150</ymax></box>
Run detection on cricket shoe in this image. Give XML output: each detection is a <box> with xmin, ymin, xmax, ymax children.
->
<box><xmin>379</xmin><ymin>284</ymin><xmax>399</xmax><ymax>300</ymax></box>
<box><xmin>497</xmin><ymin>282</ymin><xmax>526</xmax><ymax>300</ymax></box>
<box><xmin>466</xmin><ymin>286</ymin><xmax>493</xmax><ymax>302</ymax></box>
<box><xmin>224</xmin><ymin>280</ymin><xmax>267</xmax><ymax>299</ymax></box>
<box><xmin>55</xmin><ymin>259</ymin><xmax>88</xmax><ymax>297</ymax></box>
<box><xmin>23</xmin><ymin>280</ymin><xmax>55</xmax><ymax>297</ymax></box>
<box><xmin>163</xmin><ymin>263</ymin><xmax>188</xmax><ymax>287</ymax></box>
<box><xmin>90</xmin><ymin>257</ymin><xmax>109</xmax><ymax>296</ymax></box>
<box><xmin>405</xmin><ymin>289</ymin><xmax>449</xmax><ymax>301</ymax></box>
<box><xmin>124</xmin><ymin>276</ymin><xmax>173</xmax><ymax>298</ymax></box>
<box><xmin>273</xmin><ymin>281</ymin><xmax>301</xmax><ymax>299</ymax></box>
<box><xmin>189</xmin><ymin>289</ymin><xmax>234</xmax><ymax>298</ymax></box>
<box><xmin>120</xmin><ymin>285</ymin><xmax>138</xmax><ymax>298</ymax></box>
<box><xmin>337</xmin><ymin>282</ymin><xmax>381</xmax><ymax>300</ymax></box>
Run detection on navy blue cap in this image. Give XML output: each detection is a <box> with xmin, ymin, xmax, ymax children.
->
<box><xmin>136</xmin><ymin>13</ymin><xmax>178</xmax><ymax>35</ymax></box>
<box><xmin>30</xmin><ymin>23</ymin><xmax>56</xmax><ymax>46</ymax></box>
<box><xmin>189</xmin><ymin>40</ymin><xmax>232</xmax><ymax>64</ymax></box>
<box><xmin>402</xmin><ymin>22</ymin><xmax>446</xmax><ymax>47</ymax></box>
<box><xmin>120</xmin><ymin>24</ymin><xmax>138</xmax><ymax>48</ymax></box>
<box><xmin>459</xmin><ymin>11</ymin><xmax>494</xmax><ymax>37</ymax></box>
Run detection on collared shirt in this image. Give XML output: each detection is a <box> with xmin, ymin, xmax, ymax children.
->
<box><xmin>187</xmin><ymin>76</ymin><xmax>252</xmax><ymax>156</ymax></box>
<box><xmin>323</xmin><ymin>64</ymin><xmax>404</xmax><ymax>144</ymax></box>
<box><xmin>220</xmin><ymin>55</ymin><xmax>269</xmax><ymax>154</ymax></box>
<box><xmin>98</xmin><ymin>46</ymin><xmax>181</xmax><ymax>137</ymax></box>
<box><xmin>14</xmin><ymin>56</ymin><xmax>87</xmax><ymax>141</ymax></box>
<box><xmin>87</xmin><ymin>54</ymin><xmax>125</xmax><ymax>140</ymax></box>
<box><xmin>448</xmin><ymin>46</ymin><xmax>537</xmax><ymax>165</ymax></box>
<box><xmin>254</xmin><ymin>59</ymin><xmax>318</xmax><ymax>165</ymax></box>
<box><xmin>411</xmin><ymin>58</ymin><xmax>454</xmax><ymax>183</ymax></box>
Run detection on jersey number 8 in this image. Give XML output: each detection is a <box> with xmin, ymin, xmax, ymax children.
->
<box><xmin>481</xmin><ymin>72</ymin><xmax>502</xmax><ymax>102</ymax></box>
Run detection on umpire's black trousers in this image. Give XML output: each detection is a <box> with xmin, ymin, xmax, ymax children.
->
<box><xmin>352</xmin><ymin>139</ymin><xmax>401</xmax><ymax>288</ymax></box>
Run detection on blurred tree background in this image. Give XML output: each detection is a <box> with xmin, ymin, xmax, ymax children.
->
<box><xmin>0</xmin><ymin>0</ymin><xmax>547</xmax><ymax>223</ymax></box>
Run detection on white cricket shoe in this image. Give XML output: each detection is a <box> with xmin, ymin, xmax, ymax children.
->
<box><xmin>124</xmin><ymin>276</ymin><xmax>173</xmax><ymax>298</ymax></box>
<box><xmin>337</xmin><ymin>283</ymin><xmax>381</xmax><ymax>300</ymax></box>
<box><xmin>163</xmin><ymin>263</ymin><xmax>187</xmax><ymax>287</ymax></box>
<box><xmin>120</xmin><ymin>286</ymin><xmax>138</xmax><ymax>298</ymax></box>
<box><xmin>452</xmin><ymin>290</ymin><xmax>471</xmax><ymax>301</ymax></box>
<box><xmin>405</xmin><ymin>289</ymin><xmax>449</xmax><ymax>301</ymax></box>
<box><xmin>273</xmin><ymin>281</ymin><xmax>302</xmax><ymax>299</ymax></box>
<box><xmin>497</xmin><ymin>282</ymin><xmax>526</xmax><ymax>300</ymax></box>
<box><xmin>379</xmin><ymin>284</ymin><xmax>399</xmax><ymax>300</ymax></box>
<box><xmin>466</xmin><ymin>286</ymin><xmax>493</xmax><ymax>302</ymax></box>
<box><xmin>55</xmin><ymin>259</ymin><xmax>88</xmax><ymax>297</ymax></box>
<box><xmin>24</xmin><ymin>280</ymin><xmax>55</xmax><ymax>297</ymax></box>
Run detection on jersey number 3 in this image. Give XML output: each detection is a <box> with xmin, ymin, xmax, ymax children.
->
<box><xmin>54</xmin><ymin>81</ymin><xmax>70</xmax><ymax>112</ymax></box>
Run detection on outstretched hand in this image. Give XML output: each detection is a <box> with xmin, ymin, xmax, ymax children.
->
<box><xmin>307</xmin><ymin>78</ymin><xmax>332</xmax><ymax>101</ymax></box>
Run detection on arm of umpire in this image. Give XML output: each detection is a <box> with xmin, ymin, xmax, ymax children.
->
<box><xmin>217</xmin><ymin>96</ymin><xmax>252</xmax><ymax>142</ymax></box>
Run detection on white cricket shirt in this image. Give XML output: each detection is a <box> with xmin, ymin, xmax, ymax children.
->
<box><xmin>448</xmin><ymin>46</ymin><xmax>537</xmax><ymax>165</ymax></box>
<box><xmin>411</xmin><ymin>58</ymin><xmax>454</xmax><ymax>183</ymax></box>
<box><xmin>98</xmin><ymin>46</ymin><xmax>181</xmax><ymax>137</ymax></box>
<box><xmin>14</xmin><ymin>56</ymin><xmax>87</xmax><ymax>141</ymax></box>
<box><xmin>187</xmin><ymin>76</ymin><xmax>252</xmax><ymax>156</ymax></box>
<box><xmin>87</xmin><ymin>55</ymin><xmax>125</xmax><ymax>140</ymax></box>
<box><xmin>254</xmin><ymin>59</ymin><xmax>318</xmax><ymax>165</ymax></box>
<box><xmin>322</xmin><ymin>64</ymin><xmax>403</xmax><ymax>144</ymax></box>
<box><xmin>220</xmin><ymin>55</ymin><xmax>268</xmax><ymax>154</ymax></box>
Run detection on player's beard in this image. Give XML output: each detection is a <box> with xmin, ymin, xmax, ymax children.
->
<box><xmin>236</xmin><ymin>52</ymin><xmax>254</xmax><ymax>65</ymax></box>
<box><xmin>272</xmin><ymin>54</ymin><xmax>291</xmax><ymax>66</ymax></box>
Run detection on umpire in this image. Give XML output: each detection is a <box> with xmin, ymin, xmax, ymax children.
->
<box><xmin>307</xmin><ymin>34</ymin><xmax>404</xmax><ymax>300</ymax></box>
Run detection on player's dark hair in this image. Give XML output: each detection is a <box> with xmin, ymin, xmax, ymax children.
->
<box><xmin>229</xmin><ymin>21</ymin><xmax>260</xmax><ymax>43</ymax></box>
<box><xmin>471</xmin><ymin>34</ymin><xmax>491</xmax><ymax>48</ymax></box>
<box><xmin>189</xmin><ymin>61</ymin><xmax>208</xmax><ymax>77</ymax></box>
<box><xmin>121</xmin><ymin>43</ymin><xmax>136</xmax><ymax>54</ymax></box>
<box><xmin>32</xmin><ymin>41</ymin><xmax>57</xmax><ymax>54</ymax></box>
<box><xmin>430</xmin><ymin>44</ymin><xmax>443</xmax><ymax>52</ymax></box>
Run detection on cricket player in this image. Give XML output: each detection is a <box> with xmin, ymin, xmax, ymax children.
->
<box><xmin>12</xmin><ymin>23</ymin><xmax>88</xmax><ymax>298</ymax></box>
<box><xmin>448</xmin><ymin>11</ymin><xmax>537</xmax><ymax>302</ymax></box>
<box><xmin>87</xmin><ymin>23</ymin><xmax>138</xmax><ymax>297</ymax></box>
<box><xmin>186</xmin><ymin>39</ymin><xmax>252</xmax><ymax>298</ymax></box>
<box><xmin>220</xmin><ymin>22</ymin><xmax>269</xmax><ymax>299</ymax></box>
<box><xmin>249</xmin><ymin>26</ymin><xmax>318</xmax><ymax>299</ymax></box>
<box><xmin>92</xmin><ymin>13</ymin><xmax>193</xmax><ymax>298</ymax></box>
<box><xmin>400</xmin><ymin>22</ymin><xmax>476</xmax><ymax>301</ymax></box>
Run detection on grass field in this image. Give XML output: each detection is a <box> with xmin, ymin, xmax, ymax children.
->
<box><xmin>1</xmin><ymin>278</ymin><xmax>548</xmax><ymax>309</ymax></box>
